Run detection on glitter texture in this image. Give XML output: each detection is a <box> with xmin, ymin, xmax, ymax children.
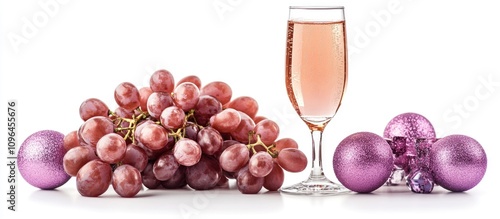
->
<box><xmin>383</xmin><ymin>112</ymin><xmax>436</xmax><ymax>140</ymax></box>
<box><xmin>18</xmin><ymin>130</ymin><xmax>71</xmax><ymax>189</ymax></box>
<box><xmin>333</xmin><ymin>132</ymin><xmax>394</xmax><ymax>193</ymax></box>
<box><xmin>430</xmin><ymin>134</ymin><xmax>487</xmax><ymax>192</ymax></box>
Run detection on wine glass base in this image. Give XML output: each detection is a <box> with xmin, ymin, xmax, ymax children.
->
<box><xmin>279</xmin><ymin>176</ymin><xmax>351</xmax><ymax>196</ymax></box>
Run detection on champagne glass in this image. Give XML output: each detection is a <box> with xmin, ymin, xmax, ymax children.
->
<box><xmin>280</xmin><ymin>6</ymin><xmax>350</xmax><ymax>195</ymax></box>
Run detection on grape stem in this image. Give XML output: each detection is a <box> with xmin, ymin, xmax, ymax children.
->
<box><xmin>168</xmin><ymin>128</ymin><xmax>184</xmax><ymax>141</ymax></box>
<box><xmin>111</xmin><ymin>109</ymin><xmax>149</xmax><ymax>144</ymax></box>
<box><xmin>184</xmin><ymin>109</ymin><xmax>204</xmax><ymax>129</ymax></box>
<box><xmin>246</xmin><ymin>131</ymin><xmax>278</xmax><ymax>158</ymax></box>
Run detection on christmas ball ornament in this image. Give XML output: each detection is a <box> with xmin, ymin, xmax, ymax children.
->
<box><xmin>18</xmin><ymin>130</ymin><xmax>70</xmax><ymax>189</ymax></box>
<box><xmin>430</xmin><ymin>134</ymin><xmax>487</xmax><ymax>192</ymax></box>
<box><xmin>333</xmin><ymin>132</ymin><xmax>394</xmax><ymax>193</ymax></box>
<box><xmin>383</xmin><ymin>112</ymin><xmax>436</xmax><ymax>140</ymax></box>
<box><xmin>383</xmin><ymin>112</ymin><xmax>437</xmax><ymax>183</ymax></box>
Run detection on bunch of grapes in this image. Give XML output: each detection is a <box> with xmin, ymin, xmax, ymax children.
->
<box><xmin>62</xmin><ymin>69</ymin><xmax>308</xmax><ymax>197</ymax></box>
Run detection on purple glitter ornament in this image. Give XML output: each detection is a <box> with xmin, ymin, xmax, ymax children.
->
<box><xmin>383</xmin><ymin>112</ymin><xmax>436</xmax><ymax>140</ymax></box>
<box><xmin>384</xmin><ymin>113</ymin><xmax>436</xmax><ymax>187</ymax></box>
<box><xmin>18</xmin><ymin>130</ymin><xmax>70</xmax><ymax>190</ymax></box>
<box><xmin>333</xmin><ymin>132</ymin><xmax>394</xmax><ymax>193</ymax></box>
<box><xmin>430</xmin><ymin>135</ymin><xmax>487</xmax><ymax>192</ymax></box>
<box><xmin>406</xmin><ymin>169</ymin><xmax>434</xmax><ymax>193</ymax></box>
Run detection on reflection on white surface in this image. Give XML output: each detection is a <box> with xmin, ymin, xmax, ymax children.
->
<box><xmin>18</xmin><ymin>180</ymin><xmax>492</xmax><ymax>219</ymax></box>
<box><xmin>26</xmin><ymin>183</ymin><xmax>286</xmax><ymax>218</ymax></box>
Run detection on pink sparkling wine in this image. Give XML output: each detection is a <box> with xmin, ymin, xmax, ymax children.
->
<box><xmin>285</xmin><ymin>20</ymin><xmax>347</xmax><ymax>130</ymax></box>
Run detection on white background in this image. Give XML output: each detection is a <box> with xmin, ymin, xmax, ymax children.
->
<box><xmin>1</xmin><ymin>0</ymin><xmax>499</xmax><ymax>218</ymax></box>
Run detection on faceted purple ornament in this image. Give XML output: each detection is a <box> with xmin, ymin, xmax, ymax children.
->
<box><xmin>407</xmin><ymin>169</ymin><xmax>434</xmax><ymax>193</ymax></box>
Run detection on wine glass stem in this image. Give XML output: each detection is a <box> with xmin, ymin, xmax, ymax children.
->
<box><xmin>309</xmin><ymin>130</ymin><xmax>326</xmax><ymax>180</ymax></box>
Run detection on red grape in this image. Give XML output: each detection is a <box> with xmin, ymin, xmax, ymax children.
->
<box><xmin>172</xmin><ymin>82</ymin><xmax>200</xmax><ymax>112</ymax></box>
<box><xmin>186</xmin><ymin>155</ymin><xmax>222</xmax><ymax>190</ymax></box>
<box><xmin>226</xmin><ymin>96</ymin><xmax>258</xmax><ymax>119</ymax></box>
<box><xmin>96</xmin><ymin>133</ymin><xmax>127</xmax><ymax>164</ymax></box>
<box><xmin>121</xmin><ymin>144</ymin><xmax>148</xmax><ymax>172</ymax></box>
<box><xmin>79</xmin><ymin>98</ymin><xmax>109</xmax><ymax>121</ymax></box>
<box><xmin>219</xmin><ymin>143</ymin><xmax>249</xmax><ymax>172</ymax></box>
<box><xmin>160</xmin><ymin>105</ymin><xmax>186</xmax><ymax>130</ymax></box>
<box><xmin>63</xmin><ymin>145</ymin><xmax>98</xmax><ymax>176</ymax></box>
<box><xmin>277</xmin><ymin>148</ymin><xmax>307</xmax><ymax>172</ymax></box>
<box><xmin>63</xmin><ymin>130</ymin><xmax>79</xmax><ymax>151</ymax></box>
<box><xmin>248</xmin><ymin>151</ymin><xmax>273</xmax><ymax>177</ymax></box>
<box><xmin>275</xmin><ymin>138</ymin><xmax>299</xmax><ymax>151</ymax></box>
<box><xmin>194</xmin><ymin>95</ymin><xmax>222</xmax><ymax>126</ymax></box>
<box><xmin>236</xmin><ymin>166</ymin><xmax>264</xmax><ymax>194</ymax></box>
<box><xmin>150</xmin><ymin>69</ymin><xmax>175</xmax><ymax>93</ymax></box>
<box><xmin>137</xmin><ymin>123</ymin><xmax>169</xmax><ymax>151</ymax></box>
<box><xmin>173</xmin><ymin>138</ymin><xmax>202</xmax><ymax>166</ymax></box>
<box><xmin>209</xmin><ymin>108</ymin><xmax>241</xmax><ymax>133</ymax></box>
<box><xmin>112</xmin><ymin>164</ymin><xmax>142</xmax><ymax>197</ymax></box>
<box><xmin>200</xmin><ymin>81</ymin><xmax>232</xmax><ymax>105</ymax></box>
<box><xmin>76</xmin><ymin>160</ymin><xmax>112</xmax><ymax>197</ymax></box>
<box><xmin>153</xmin><ymin>152</ymin><xmax>179</xmax><ymax>181</ymax></box>
<box><xmin>263</xmin><ymin>161</ymin><xmax>284</xmax><ymax>191</ymax></box>
<box><xmin>197</xmin><ymin>127</ymin><xmax>223</xmax><ymax>155</ymax></box>
<box><xmin>114</xmin><ymin>82</ymin><xmax>141</xmax><ymax>111</ymax></box>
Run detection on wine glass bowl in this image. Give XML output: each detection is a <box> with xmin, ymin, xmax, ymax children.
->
<box><xmin>280</xmin><ymin>6</ymin><xmax>350</xmax><ymax>195</ymax></box>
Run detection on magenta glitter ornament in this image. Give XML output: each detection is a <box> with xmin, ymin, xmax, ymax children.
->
<box><xmin>18</xmin><ymin>130</ymin><xmax>70</xmax><ymax>190</ymax></box>
<box><xmin>333</xmin><ymin>132</ymin><xmax>394</xmax><ymax>193</ymax></box>
<box><xmin>430</xmin><ymin>134</ymin><xmax>487</xmax><ymax>192</ymax></box>
<box><xmin>383</xmin><ymin>112</ymin><xmax>436</xmax><ymax>140</ymax></box>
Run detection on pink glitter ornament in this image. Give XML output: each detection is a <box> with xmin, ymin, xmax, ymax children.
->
<box><xmin>383</xmin><ymin>112</ymin><xmax>436</xmax><ymax>140</ymax></box>
<box><xmin>18</xmin><ymin>130</ymin><xmax>70</xmax><ymax>189</ymax></box>
<box><xmin>384</xmin><ymin>113</ymin><xmax>436</xmax><ymax>184</ymax></box>
<box><xmin>333</xmin><ymin>132</ymin><xmax>394</xmax><ymax>193</ymax></box>
<box><xmin>430</xmin><ymin>134</ymin><xmax>487</xmax><ymax>192</ymax></box>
